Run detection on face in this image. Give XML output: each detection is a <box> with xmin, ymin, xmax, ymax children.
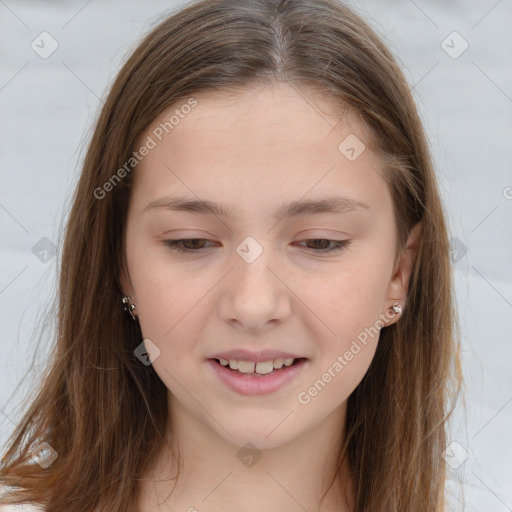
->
<box><xmin>120</xmin><ymin>83</ymin><xmax>417</xmax><ymax>449</ymax></box>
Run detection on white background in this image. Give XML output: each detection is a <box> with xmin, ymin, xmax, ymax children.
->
<box><xmin>1</xmin><ymin>0</ymin><xmax>511</xmax><ymax>510</ymax></box>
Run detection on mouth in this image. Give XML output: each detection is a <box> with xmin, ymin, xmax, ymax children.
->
<box><xmin>207</xmin><ymin>357</ymin><xmax>309</xmax><ymax>395</ymax></box>
<box><xmin>210</xmin><ymin>357</ymin><xmax>307</xmax><ymax>376</ymax></box>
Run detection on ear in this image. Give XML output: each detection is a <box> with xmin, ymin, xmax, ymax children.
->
<box><xmin>119</xmin><ymin>264</ymin><xmax>138</xmax><ymax>319</ymax></box>
<box><xmin>119</xmin><ymin>259</ymin><xmax>136</xmax><ymax>302</ymax></box>
<box><xmin>382</xmin><ymin>220</ymin><xmax>423</xmax><ymax>327</ymax></box>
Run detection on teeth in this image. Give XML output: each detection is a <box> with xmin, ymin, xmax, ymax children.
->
<box><xmin>255</xmin><ymin>361</ymin><xmax>274</xmax><ymax>374</ymax></box>
<box><xmin>217</xmin><ymin>357</ymin><xmax>298</xmax><ymax>374</ymax></box>
<box><xmin>238</xmin><ymin>361</ymin><xmax>256</xmax><ymax>373</ymax></box>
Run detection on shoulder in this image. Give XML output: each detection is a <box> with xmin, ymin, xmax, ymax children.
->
<box><xmin>0</xmin><ymin>486</ymin><xmax>45</xmax><ymax>511</ymax></box>
<box><xmin>0</xmin><ymin>498</ymin><xmax>44</xmax><ymax>510</ymax></box>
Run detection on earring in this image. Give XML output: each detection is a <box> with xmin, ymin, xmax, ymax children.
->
<box><xmin>390</xmin><ymin>303</ymin><xmax>402</xmax><ymax>315</ymax></box>
<box><xmin>122</xmin><ymin>296</ymin><xmax>137</xmax><ymax>320</ymax></box>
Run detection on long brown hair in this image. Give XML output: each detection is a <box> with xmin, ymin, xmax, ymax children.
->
<box><xmin>0</xmin><ymin>0</ymin><xmax>462</xmax><ymax>510</ymax></box>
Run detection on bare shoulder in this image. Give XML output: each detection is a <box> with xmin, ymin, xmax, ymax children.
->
<box><xmin>0</xmin><ymin>505</ymin><xmax>43</xmax><ymax>511</ymax></box>
<box><xmin>0</xmin><ymin>486</ymin><xmax>45</xmax><ymax>511</ymax></box>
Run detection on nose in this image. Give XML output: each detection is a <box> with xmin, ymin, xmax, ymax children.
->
<box><xmin>218</xmin><ymin>246</ymin><xmax>291</xmax><ymax>333</ymax></box>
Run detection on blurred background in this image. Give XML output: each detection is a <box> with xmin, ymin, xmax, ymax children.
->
<box><xmin>1</xmin><ymin>0</ymin><xmax>511</xmax><ymax>509</ymax></box>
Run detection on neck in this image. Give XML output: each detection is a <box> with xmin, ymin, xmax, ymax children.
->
<box><xmin>136</xmin><ymin>397</ymin><xmax>355</xmax><ymax>512</ymax></box>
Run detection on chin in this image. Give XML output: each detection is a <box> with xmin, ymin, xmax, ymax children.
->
<box><xmin>228</xmin><ymin>432</ymin><xmax>291</xmax><ymax>451</ymax></box>
<box><xmin>214</xmin><ymin>417</ymin><xmax>297</xmax><ymax>450</ymax></box>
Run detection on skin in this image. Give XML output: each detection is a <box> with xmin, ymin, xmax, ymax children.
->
<box><xmin>120</xmin><ymin>82</ymin><xmax>422</xmax><ymax>512</ymax></box>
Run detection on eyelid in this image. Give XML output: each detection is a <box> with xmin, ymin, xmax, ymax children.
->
<box><xmin>162</xmin><ymin>237</ymin><xmax>352</xmax><ymax>254</ymax></box>
<box><xmin>162</xmin><ymin>238</ymin><xmax>216</xmax><ymax>253</ymax></box>
<box><xmin>294</xmin><ymin>238</ymin><xmax>351</xmax><ymax>252</ymax></box>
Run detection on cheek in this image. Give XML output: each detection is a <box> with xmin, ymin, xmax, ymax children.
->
<box><xmin>297</xmin><ymin>251</ymin><xmax>392</xmax><ymax>399</ymax></box>
<box><xmin>126</xmin><ymin>236</ymin><xmax>205</xmax><ymax>323</ymax></box>
<box><xmin>305</xmin><ymin>260</ymin><xmax>390</xmax><ymax>340</ymax></box>
<box><xmin>130</xmin><ymin>254</ymin><xmax>223</xmax><ymax>372</ymax></box>
<box><xmin>135</xmin><ymin>275</ymin><xmax>208</xmax><ymax>346</ymax></box>
<box><xmin>296</xmin><ymin>274</ymin><xmax>383</xmax><ymax>410</ymax></box>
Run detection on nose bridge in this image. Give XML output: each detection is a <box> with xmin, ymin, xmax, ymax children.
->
<box><xmin>218</xmin><ymin>235</ymin><xmax>290</xmax><ymax>330</ymax></box>
<box><xmin>233</xmin><ymin>235</ymin><xmax>278</xmax><ymax>301</ymax></box>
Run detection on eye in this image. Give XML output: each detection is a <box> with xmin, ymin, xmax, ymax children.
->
<box><xmin>162</xmin><ymin>238</ymin><xmax>352</xmax><ymax>254</ymax></box>
<box><xmin>162</xmin><ymin>238</ymin><xmax>216</xmax><ymax>253</ymax></box>
<box><xmin>296</xmin><ymin>239</ymin><xmax>351</xmax><ymax>253</ymax></box>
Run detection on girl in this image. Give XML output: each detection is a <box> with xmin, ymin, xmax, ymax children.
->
<box><xmin>0</xmin><ymin>0</ymin><xmax>462</xmax><ymax>510</ymax></box>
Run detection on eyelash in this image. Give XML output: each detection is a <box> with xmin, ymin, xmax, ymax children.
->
<box><xmin>162</xmin><ymin>238</ymin><xmax>351</xmax><ymax>254</ymax></box>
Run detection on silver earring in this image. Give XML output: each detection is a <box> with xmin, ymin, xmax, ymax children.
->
<box><xmin>122</xmin><ymin>296</ymin><xmax>137</xmax><ymax>320</ymax></box>
<box><xmin>391</xmin><ymin>303</ymin><xmax>402</xmax><ymax>315</ymax></box>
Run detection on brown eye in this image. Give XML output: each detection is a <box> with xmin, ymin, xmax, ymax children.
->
<box><xmin>163</xmin><ymin>238</ymin><xmax>215</xmax><ymax>253</ymax></box>
<box><xmin>298</xmin><ymin>239</ymin><xmax>351</xmax><ymax>253</ymax></box>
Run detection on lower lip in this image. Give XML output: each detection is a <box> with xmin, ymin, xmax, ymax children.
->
<box><xmin>207</xmin><ymin>358</ymin><xmax>308</xmax><ymax>395</ymax></box>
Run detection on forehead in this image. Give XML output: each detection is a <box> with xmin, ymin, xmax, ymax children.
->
<box><xmin>148</xmin><ymin>82</ymin><xmax>365</xmax><ymax>150</ymax></box>
<box><xmin>131</xmin><ymin>83</ymin><xmax>390</xmax><ymax>217</ymax></box>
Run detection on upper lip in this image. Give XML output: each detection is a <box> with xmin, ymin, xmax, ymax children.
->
<box><xmin>209</xmin><ymin>349</ymin><xmax>305</xmax><ymax>363</ymax></box>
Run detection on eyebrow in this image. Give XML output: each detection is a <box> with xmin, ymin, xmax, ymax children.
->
<box><xmin>144</xmin><ymin>195</ymin><xmax>369</xmax><ymax>220</ymax></box>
